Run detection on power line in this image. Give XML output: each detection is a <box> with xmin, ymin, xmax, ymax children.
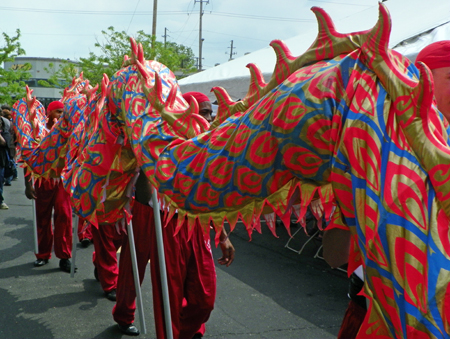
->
<box><xmin>126</xmin><ymin>0</ymin><xmax>141</xmax><ymax>34</ymax></box>
<box><xmin>207</xmin><ymin>11</ymin><xmax>314</xmax><ymax>23</ymax></box>
<box><xmin>0</xmin><ymin>6</ymin><xmax>314</xmax><ymax>22</ymax></box>
<box><xmin>0</xmin><ymin>6</ymin><xmax>185</xmax><ymax>16</ymax></box>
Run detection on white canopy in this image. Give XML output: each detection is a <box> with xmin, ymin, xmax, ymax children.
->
<box><xmin>179</xmin><ymin>0</ymin><xmax>450</xmax><ymax>101</ymax></box>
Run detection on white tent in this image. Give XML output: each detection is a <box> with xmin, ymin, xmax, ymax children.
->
<box><xmin>179</xmin><ymin>1</ymin><xmax>450</xmax><ymax>101</ymax></box>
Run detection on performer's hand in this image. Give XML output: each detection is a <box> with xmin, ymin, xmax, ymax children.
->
<box><xmin>25</xmin><ymin>186</ymin><xmax>36</xmax><ymax>200</ymax></box>
<box><xmin>218</xmin><ymin>237</ymin><xmax>235</xmax><ymax>267</ymax></box>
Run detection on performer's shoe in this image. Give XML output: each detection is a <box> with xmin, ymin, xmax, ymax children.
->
<box><xmin>192</xmin><ymin>334</ymin><xmax>203</xmax><ymax>339</ymax></box>
<box><xmin>34</xmin><ymin>259</ymin><xmax>48</xmax><ymax>267</ymax></box>
<box><xmin>59</xmin><ymin>259</ymin><xmax>76</xmax><ymax>273</ymax></box>
<box><xmin>80</xmin><ymin>238</ymin><xmax>91</xmax><ymax>248</ymax></box>
<box><xmin>0</xmin><ymin>202</ymin><xmax>9</xmax><ymax>209</ymax></box>
<box><xmin>117</xmin><ymin>323</ymin><xmax>140</xmax><ymax>336</ymax></box>
<box><xmin>104</xmin><ymin>289</ymin><xmax>116</xmax><ymax>301</ymax></box>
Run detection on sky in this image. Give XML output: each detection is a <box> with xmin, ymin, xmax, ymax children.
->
<box><xmin>1</xmin><ymin>0</ymin><xmax>381</xmax><ymax>70</ymax></box>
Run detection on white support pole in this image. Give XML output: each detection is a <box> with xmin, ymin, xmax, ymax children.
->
<box><xmin>151</xmin><ymin>187</ymin><xmax>173</xmax><ymax>339</ymax></box>
<box><xmin>32</xmin><ymin>198</ymin><xmax>39</xmax><ymax>254</ymax></box>
<box><xmin>70</xmin><ymin>215</ymin><xmax>78</xmax><ymax>278</ymax></box>
<box><xmin>127</xmin><ymin>221</ymin><xmax>147</xmax><ymax>334</ymax></box>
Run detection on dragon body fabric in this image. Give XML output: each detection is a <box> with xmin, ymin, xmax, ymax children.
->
<box><xmin>11</xmin><ymin>3</ymin><xmax>450</xmax><ymax>338</ymax></box>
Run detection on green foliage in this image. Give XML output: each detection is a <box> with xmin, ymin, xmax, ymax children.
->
<box><xmin>0</xmin><ymin>29</ymin><xmax>31</xmax><ymax>105</ymax></box>
<box><xmin>77</xmin><ymin>27</ymin><xmax>197</xmax><ymax>86</ymax></box>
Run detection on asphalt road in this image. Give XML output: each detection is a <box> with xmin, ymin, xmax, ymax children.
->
<box><xmin>0</xmin><ymin>174</ymin><xmax>349</xmax><ymax>339</ymax></box>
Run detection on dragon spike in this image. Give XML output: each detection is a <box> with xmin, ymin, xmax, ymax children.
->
<box><xmin>136</xmin><ymin>59</ymin><xmax>150</xmax><ymax>82</ymax></box>
<box><xmin>122</xmin><ymin>54</ymin><xmax>132</xmax><ymax>68</ymax></box>
<box><xmin>139</xmin><ymin>67</ymin><xmax>164</xmax><ymax>110</ymax></box>
<box><xmin>243</xmin><ymin>63</ymin><xmax>268</xmax><ymax>107</ymax></box>
<box><xmin>165</xmin><ymin>84</ymin><xmax>178</xmax><ymax>109</ymax></box>
<box><xmin>411</xmin><ymin>62</ymin><xmax>434</xmax><ymax>123</ymax></box>
<box><xmin>210</xmin><ymin>86</ymin><xmax>247</xmax><ymax>130</ymax></box>
<box><xmin>189</xmin><ymin>113</ymin><xmax>210</xmax><ymax>134</ymax></box>
<box><xmin>83</xmin><ymin>80</ymin><xmax>99</xmax><ymax>102</ymax></box>
<box><xmin>101</xmin><ymin>73</ymin><xmax>110</xmax><ymax>96</ymax></box>
<box><xmin>138</xmin><ymin>43</ymin><xmax>145</xmax><ymax>64</ymax></box>
<box><xmin>130</xmin><ymin>37</ymin><xmax>139</xmax><ymax>64</ymax></box>
<box><xmin>359</xmin><ymin>3</ymin><xmax>417</xmax><ymax>102</ymax></box>
<box><xmin>269</xmin><ymin>40</ymin><xmax>298</xmax><ymax>86</ymax></box>
<box><xmin>25</xmin><ymin>85</ymin><xmax>34</xmax><ymax>103</ymax></box>
<box><xmin>150</xmin><ymin>71</ymin><xmax>164</xmax><ymax>106</ymax></box>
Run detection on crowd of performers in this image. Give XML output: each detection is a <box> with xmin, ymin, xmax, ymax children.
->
<box><xmin>9</xmin><ymin>6</ymin><xmax>450</xmax><ymax>336</ymax></box>
<box><xmin>16</xmin><ymin>89</ymin><xmax>235</xmax><ymax>338</ymax></box>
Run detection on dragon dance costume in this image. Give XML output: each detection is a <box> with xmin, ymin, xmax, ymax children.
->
<box><xmin>11</xmin><ymin>3</ymin><xmax>450</xmax><ymax>338</ymax></box>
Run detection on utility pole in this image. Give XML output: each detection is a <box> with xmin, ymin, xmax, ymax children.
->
<box><xmin>152</xmin><ymin>0</ymin><xmax>158</xmax><ymax>48</ymax></box>
<box><xmin>162</xmin><ymin>27</ymin><xmax>169</xmax><ymax>49</ymax></box>
<box><xmin>195</xmin><ymin>0</ymin><xmax>208</xmax><ymax>71</ymax></box>
<box><xmin>228</xmin><ymin>40</ymin><xmax>237</xmax><ymax>61</ymax></box>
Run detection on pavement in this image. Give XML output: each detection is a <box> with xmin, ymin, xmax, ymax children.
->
<box><xmin>0</xmin><ymin>175</ymin><xmax>349</xmax><ymax>339</ymax></box>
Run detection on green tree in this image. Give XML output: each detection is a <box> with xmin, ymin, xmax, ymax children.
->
<box><xmin>50</xmin><ymin>27</ymin><xmax>197</xmax><ymax>87</ymax></box>
<box><xmin>0</xmin><ymin>29</ymin><xmax>31</xmax><ymax>105</ymax></box>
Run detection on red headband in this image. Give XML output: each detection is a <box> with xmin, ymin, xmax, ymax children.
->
<box><xmin>47</xmin><ymin>101</ymin><xmax>64</xmax><ymax>114</ymax></box>
<box><xmin>182</xmin><ymin>91</ymin><xmax>210</xmax><ymax>105</ymax></box>
<box><xmin>415</xmin><ymin>40</ymin><xmax>450</xmax><ymax>70</ymax></box>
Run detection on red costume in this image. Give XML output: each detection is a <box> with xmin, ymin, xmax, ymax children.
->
<box><xmin>91</xmin><ymin>224</ymin><xmax>123</xmax><ymax>293</ymax></box>
<box><xmin>34</xmin><ymin>179</ymin><xmax>72</xmax><ymax>260</ymax></box>
<box><xmin>112</xmin><ymin>200</ymin><xmax>216</xmax><ymax>339</ymax></box>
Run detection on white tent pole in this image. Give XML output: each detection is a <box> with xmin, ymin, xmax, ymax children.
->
<box><xmin>31</xmin><ymin>177</ymin><xmax>39</xmax><ymax>254</ymax></box>
<box><xmin>127</xmin><ymin>220</ymin><xmax>147</xmax><ymax>334</ymax></box>
<box><xmin>32</xmin><ymin>198</ymin><xmax>39</xmax><ymax>254</ymax></box>
<box><xmin>70</xmin><ymin>215</ymin><xmax>78</xmax><ymax>278</ymax></box>
<box><xmin>151</xmin><ymin>187</ymin><xmax>173</xmax><ymax>339</ymax></box>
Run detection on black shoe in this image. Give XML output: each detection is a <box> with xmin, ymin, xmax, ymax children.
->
<box><xmin>117</xmin><ymin>323</ymin><xmax>140</xmax><ymax>336</ymax></box>
<box><xmin>4</xmin><ymin>182</ymin><xmax>11</xmax><ymax>186</ymax></box>
<box><xmin>94</xmin><ymin>267</ymin><xmax>99</xmax><ymax>281</ymax></box>
<box><xmin>192</xmin><ymin>334</ymin><xmax>203</xmax><ymax>339</ymax></box>
<box><xmin>80</xmin><ymin>238</ymin><xmax>91</xmax><ymax>248</ymax></box>
<box><xmin>105</xmin><ymin>289</ymin><xmax>116</xmax><ymax>301</ymax></box>
<box><xmin>59</xmin><ymin>259</ymin><xmax>76</xmax><ymax>273</ymax></box>
<box><xmin>34</xmin><ymin>259</ymin><xmax>48</xmax><ymax>267</ymax></box>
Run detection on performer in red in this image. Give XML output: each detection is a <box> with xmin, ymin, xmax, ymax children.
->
<box><xmin>112</xmin><ymin>170</ymin><xmax>235</xmax><ymax>338</ymax></box>
<box><xmin>182</xmin><ymin>91</ymin><xmax>213</xmax><ymax>123</ymax></box>
<box><xmin>91</xmin><ymin>222</ymin><xmax>123</xmax><ymax>301</ymax></box>
<box><xmin>24</xmin><ymin>101</ymin><xmax>74</xmax><ymax>273</ymax></box>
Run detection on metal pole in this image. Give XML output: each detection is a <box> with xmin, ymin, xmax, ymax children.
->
<box><xmin>152</xmin><ymin>0</ymin><xmax>158</xmax><ymax>48</ymax></box>
<box><xmin>151</xmin><ymin>187</ymin><xmax>173</xmax><ymax>339</ymax></box>
<box><xmin>70</xmin><ymin>215</ymin><xmax>78</xmax><ymax>278</ymax></box>
<box><xmin>127</xmin><ymin>221</ymin><xmax>147</xmax><ymax>334</ymax></box>
<box><xmin>199</xmin><ymin>0</ymin><xmax>203</xmax><ymax>71</ymax></box>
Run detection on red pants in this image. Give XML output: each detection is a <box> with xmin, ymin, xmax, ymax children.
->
<box><xmin>91</xmin><ymin>224</ymin><xmax>123</xmax><ymax>293</ymax></box>
<box><xmin>34</xmin><ymin>180</ymin><xmax>72</xmax><ymax>260</ymax></box>
<box><xmin>338</xmin><ymin>300</ymin><xmax>367</xmax><ymax>339</ymax></box>
<box><xmin>77</xmin><ymin>218</ymin><xmax>93</xmax><ymax>242</ymax></box>
<box><xmin>112</xmin><ymin>201</ymin><xmax>216</xmax><ymax>339</ymax></box>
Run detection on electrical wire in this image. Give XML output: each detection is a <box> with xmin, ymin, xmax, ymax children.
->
<box><xmin>126</xmin><ymin>0</ymin><xmax>141</xmax><ymax>34</ymax></box>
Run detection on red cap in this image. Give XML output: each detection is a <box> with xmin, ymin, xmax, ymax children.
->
<box><xmin>47</xmin><ymin>101</ymin><xmax>64</xmax><ymax>114</ymax></box>
<box><xmin>415</xmin><ymin>40</ymin><xmax>450</xmax><ymax>70</ymax></box>
<box><xmin>182</xmin><ymin>91</ymin><xmax>210</xmax><ymax>105</ymax></box>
